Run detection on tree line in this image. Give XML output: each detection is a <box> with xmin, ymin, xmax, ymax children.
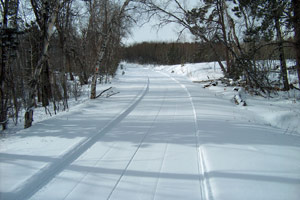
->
<box><xmin>123</xmin><ymin>40</ymin><xmax>295</xmax><ymax>65</ymax></box>
<box><xmin>0</xmin><ymin>0</ymin><xmax>132</xmax><ymax>130</ymax></box>
<box><xmin>123</xmin><ymin>41</ymin><xmax>227</xmax><ymax>65</ymax></box>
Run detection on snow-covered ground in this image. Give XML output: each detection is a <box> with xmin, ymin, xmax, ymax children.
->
<box><xmin>153</xmin><ymin>62</ymin><xmax>300</xmax><ymax>136</ymax></box>
<box><xmin>0</xmin><ymin>62</ymin><xmax>300</xmax><ymax>200</ymax></box>
<box><xmin>2</xmin><ymin>77</ymin><xmax>118</xmax><ymax>136</ymax></box>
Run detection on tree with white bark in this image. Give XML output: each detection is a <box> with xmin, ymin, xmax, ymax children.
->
<box><xmin>90</xmin><ymin>0</ymin><xmax>131</xmax><ymax>99</ymax></box>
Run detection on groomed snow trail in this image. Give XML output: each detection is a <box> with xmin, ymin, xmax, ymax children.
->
<box><xmin>1</xmin><ymin>64</ymin><xmax>300</xmax><ymax>200</ymax></box>
<box><xmin>30</xmin><ymin>66</ymin><xmax>203</xmax><ymax>200</ymax></box>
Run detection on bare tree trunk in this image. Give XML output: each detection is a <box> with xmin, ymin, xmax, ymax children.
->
<box><xmin>293</xmin><ymin>0</ymin><xmax>300</xmax><ymax>88</ymax></box>
<box><xmin>59</xmin><ymin>33</ymin><xmax>69</xmax><ymax>110</ymax></box>
<box><xmin>274</xmin><ymin>16</ymin><xmax>289</xmax><ymax>91</ymax></box>
<box><xmin>90</xmin><ymin>0</ymin><xmax>131</xmax><ymax>99</ymax></box>
<box><xmin>1</xmin><ymin>0</ymin><xmax>19</xmax><ymax>130</ymax></box>
<box><xmin>25</xmin><ymin>0</ymin><xmax>61</xmax><ymax>128</ymax></box>
<box><xmin>66</xmin><ymin>53</ymin><xmax>74</xmax><ymax>81</ymax></box>
<box><xmin>73</xmin><ymin>51</ymin><xmax>88</xmax><ymax>85</ymax></box>
<box><xmin>41</xmin><ymin>60</ymin><xmax>52</xmax><ymax>106</ymax></box>
<box><xmin>0</xmin><ymin>0</ymin><xmax>9</xmax><ymax>130</ymax></box>
<box><xmin>91</xmin><ymin>34</ymin><xmax>109</xmax><ymax>99</ymax></box>
<box><xmin>217</xmin><ymin>0</ymin><xmax>231</xmax><ymax>76</ymax></box>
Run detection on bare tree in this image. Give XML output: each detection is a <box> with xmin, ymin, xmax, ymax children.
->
<box><xmin>292</xmin><ymin>0</ymin><xmax>300</xmax><ymax>88</ymax></box>
<box><xmin>1</xmin><ymin>0</ymin><xmax>20</xmax><ymax>130</ymax></box>
<box><xmin>24</xmin><ymin>0</ymin><xmax>65</xmax><ymax>128</ymax></box>
<box><xmin>55</xmin><ymin>0</ymin><xmax>77</xmax><ymax>110</ymax></box>
<box><xmin>137</xmin><ymin>0</ymin><xmax>229</xmax><ymax>74</ymax></box>
<box><xmin>90</xmin><ymin>0</ymin><xmax>131</xmax><ymax>99</ymax></box>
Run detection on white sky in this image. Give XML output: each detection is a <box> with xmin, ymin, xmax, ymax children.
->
<box><xmin>124</xmin><ymin>19</ymin><xmax>193</xmax><ymax>45</ymax></box>
<box><xmin>123</xmin><ymin>0</ymin><xmax>198</xmax><ymax>45</ymax></box>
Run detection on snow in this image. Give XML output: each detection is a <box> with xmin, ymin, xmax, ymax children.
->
<box><xmin>1</xmin><ymin>62</ymin><xmax>300</xmax><ymax>200</ymax></box>
<box><xmin>153</xmin><ymin>62</ymin><xmax>300</xmax><ymax>136</ymax></box>
<box><xmin>154</xmin><ymin>62</ymin><xmax>224</xmax><ymax>82</ymax></box>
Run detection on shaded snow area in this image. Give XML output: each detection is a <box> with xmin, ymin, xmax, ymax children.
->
<box><xmin>2</xmin><ymin>77</ymin><xmax>119</xmax><ymax>136</ymax></box>
<box><xmin>1</xmin><ymin>63</ymin><xmax>300</xmax><ymax>200</ymax></box>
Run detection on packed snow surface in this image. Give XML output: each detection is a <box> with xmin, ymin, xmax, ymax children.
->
<box><xmin>1</xmin><ymin>63</ymin><xmax>300</xmax><ymax>200</ymax></box>
<box><xmin>154</xmin><ymin>62</ymin><xmax>300</xmax><ymax>136</ymax></box>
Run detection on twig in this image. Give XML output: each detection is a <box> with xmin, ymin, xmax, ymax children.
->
<box><xmin>290</xmin><ymin>84</ymin><xmax>300</xmax><ymax>91</ymax></box>
<box><xmin>0</xmin><ymin>119</ymin><xmax>8</xmax><ymax>125</ymax></box>
<box><xmin>96</xmin><ymin>87</ymin><xmax>113</xmax><ymax>99</ymax></box>
<box><xmin>106</xmin><ymin>92</ymin><xmax>120</xmax><ymax>98</ymax></box>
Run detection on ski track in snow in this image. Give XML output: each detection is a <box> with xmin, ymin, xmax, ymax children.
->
<box><xmin>1</xmin><ymin>64</ymin><xmax>300</xmax><ymax>200</ymax></box>
<box><xmin>158</xmin><ymin>71</ymin><xmax>208</xmax><ymax>200</ymax></box>
<box><xmin>106</xmin><ymin>83</ymin><xmax>166</xmax><ymax>200</ymax></box>
<box><xmin>106</xmin><ymin>73</ymin><xmax>203</xmax><ymax>200</ymax></box>
<box><xmin>2</xmin><ymin>76</ymin><xmax>149</xmax><ymax>200</ymax></box>
<box><xmin>151</xmin><ymin>89</ymin><xmax>173</xmax><ymax>200</ymax></box>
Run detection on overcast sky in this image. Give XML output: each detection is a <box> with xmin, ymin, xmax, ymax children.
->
<box><xmin>124</xmin><ymin>19</ymin><xmax>193</xmax><ymax>45</ymax></box>
<box><xmin>123</xmin><ymin>0</ymin><xmax>198</xmax><ymax>45</ymax></box>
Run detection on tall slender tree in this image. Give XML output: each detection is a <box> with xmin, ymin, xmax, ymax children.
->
<box><xmin>24</xmin><ymin>0</ymin><xmax>64</xmax><ymax>128</ymax></box>
<box><xmin>90</xmin><ymin>0</ymin><xmax>131</xmax><ymax>99</ymax></box>
<box><xmin>292</xmin><ymin>0</ymin><xmax>300</xmax><ymax>88</ymax></box>
<box><xmin>234</xmin><ymin>0</ymin><xmax>292</xmax><ymax>90</ymax></box>
<box><xmin>0</xmin><ymin>0</ymin><xmax>20</xmax><ymax>130</ymax></box>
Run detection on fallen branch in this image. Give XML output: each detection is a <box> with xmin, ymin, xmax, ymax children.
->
<box><xmin>192</xmin><ymin>79</ymin><xmax>217</xmax><ymax>83</ymax></box>
<box><xmin>290</xmin><ymin>84</ymin><xmax>300</xmax><ymax>91</ymax></box>
<box><xmin>96</xmin><ymin>87</ymin><xmax>113</xmax><ymax>99</ymax></box>
<box><xmin>0</xmin><ymin>119</ymin><xmax>8</xmax><ymax>125</ymax></box>
<box><xmin>106</xmin><ymin>92</ymin><xmax>120</xmax><ymax>98</ymax></box>
<box><xmin>203</xmin><ymin>81</ymin><xmax>218</xmax><ymax>88</ymax></box>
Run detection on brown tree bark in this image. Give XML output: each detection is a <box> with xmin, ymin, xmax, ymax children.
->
<box><xmin>293</xmin><ymin>0</ymin><xmax>300</xmax><ymax>88</ymax></box>
<box><xmin>274</xmin><ymin>16</ymin><xmax>290</xmax><ymax>91</ymax></box>
<box><xmin>0</xmin><ymin>0</ymin><xmax>9</xmax><ymax>130</ymax></box>
<box><xmin>0</xmin><ymin>0</ymin><xmax>19</xmax><ymax>130</ymax></box>
<box><xmin>217</xmin><ymin>0</ymin><xmax>232</xmax><ymax>76</ymax></box>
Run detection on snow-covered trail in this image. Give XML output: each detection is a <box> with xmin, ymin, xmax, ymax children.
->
<box><xmin>1</xmin><ymin>64</ymin><xmax>300</xmax><ymax>200</ymax></box>
<box><xmin>168</xmin><ymin>73</ymin><xmax>300</xmax><ymax>200</ymax></box>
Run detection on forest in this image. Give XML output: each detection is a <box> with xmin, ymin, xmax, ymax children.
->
<box><xmin>1</xmin><ymin>0</ymin><xmax>300</xmax><ymax>131</ymax></box>
<box><xmin>123</xmin><ymin>40</ymin><xmax>296</xmax><ymax>65</ymax></box>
